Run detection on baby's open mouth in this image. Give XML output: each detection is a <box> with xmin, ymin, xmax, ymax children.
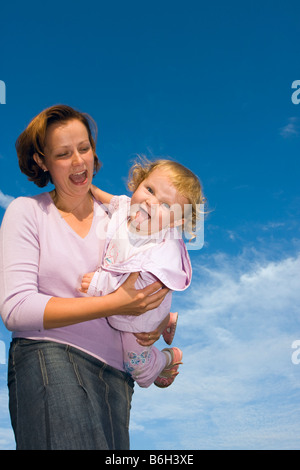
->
<box><xmin>135</xmin><ymin>206</ymin><xmax>151</xmax><ymax>223</ymax></box>
<box><xmin>69</xmin><ymin>170</ymin><xmax>88</xmax><ymax>185</ymax></box>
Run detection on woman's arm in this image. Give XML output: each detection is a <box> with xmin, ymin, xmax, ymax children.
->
<box><xmin>79</xmin><ymin>271</ymin><xmax>171</xmax><ymax>344</ymax></box>
<box><xmin>0</xmin><ymin>198</ymin><xmax>168</xmax><ymax>332</ymax></box>
<box><xmin>44</xmin><ymin>272</ymin><xmax>168</xmax><ymax>329</ymax></box>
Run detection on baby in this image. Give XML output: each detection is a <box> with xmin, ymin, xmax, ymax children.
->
<box><xmin>81</xmin><ymin>158</ymin><xmax>203</xmax><ymax>388</ymax></box>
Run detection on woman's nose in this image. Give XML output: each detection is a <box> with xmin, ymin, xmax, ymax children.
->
<box><xmin>71</xmin><ymin>150</ymin><xmax>84</xmax><ymax>166</ymax></box>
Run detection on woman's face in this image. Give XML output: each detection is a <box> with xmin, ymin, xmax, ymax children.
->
<box><xmin>38</xmin><ymin>119</ymin><xmax>95</xmax><ymax>199</ymax></box>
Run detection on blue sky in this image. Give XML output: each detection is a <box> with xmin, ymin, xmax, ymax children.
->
<box><xmin>0</xmin><ymin>0</ymin><xmax>300</xmax><ymax>450</ymax></box>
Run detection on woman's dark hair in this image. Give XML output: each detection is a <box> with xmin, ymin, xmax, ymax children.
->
<box><xmin>16</xmin><ymin>104</ymin><xmax>101</xmax><ymax>187</ymax></box>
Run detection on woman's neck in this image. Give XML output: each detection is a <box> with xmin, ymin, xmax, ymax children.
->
<box><xmin>50</xmin><ymin>189</ymin><xmax>93</xmax><ymax>220</ymax></box>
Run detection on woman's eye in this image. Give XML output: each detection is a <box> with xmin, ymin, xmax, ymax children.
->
<box><xmin>161</xmin><ymin>202</ymin><xmax>170</xmax><ymax>209</ymax></box>
<box><xmin>80</xmin><ymin>146</ymin><xmax>91</xmax><ymax>153</ymax></box>
<box><xmin>146</xmin><ymin>187</ymin><xmax>154</xmax><ymax>194</ymax></box>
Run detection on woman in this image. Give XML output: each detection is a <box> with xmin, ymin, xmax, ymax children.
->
<box><xmin>0</xmin><ymin>105</ymin><xmax>169</xmax><ymax>450</ymax></box>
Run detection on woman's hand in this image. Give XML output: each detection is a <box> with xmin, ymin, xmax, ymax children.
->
<box><xmin>134</xmin><ymin>313</ymin><xmax>170</xmax><ymax>346</ymax></box>
<box><xmin>111</xmin><ymin>272</ymin><xmax>169</xmax><ymax>316</ymax></box>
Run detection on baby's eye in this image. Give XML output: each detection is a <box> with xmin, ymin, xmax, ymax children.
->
<box><xmin>146</xmin><ymin>186</ymin><xmax>154</xmax><ymax>194</ymax></box>
<box><xmin>161</xmin><ymin>202</ymin><xmax>170</xmax><ymax>209</ymax></box>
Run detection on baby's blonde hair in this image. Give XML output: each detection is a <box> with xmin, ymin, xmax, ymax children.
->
<box><xmin>127</xmin><ymin>156</ymin><xmax>204</xmax><ymax>236</ymax></box>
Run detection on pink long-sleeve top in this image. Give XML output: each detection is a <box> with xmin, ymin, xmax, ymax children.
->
<box><xmin>0</xmin><ymin>192</ymin><xmax>124</xmax><ymax>371</ymax></box>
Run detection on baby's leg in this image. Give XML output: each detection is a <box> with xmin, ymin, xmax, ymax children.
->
<box><xmin>121</xmin><ymin>332</ymin><xmax>167</xmax><ymax>388</ymax></box>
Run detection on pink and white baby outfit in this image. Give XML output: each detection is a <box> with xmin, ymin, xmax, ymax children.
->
<box><xmin>88</xmin><ymin>195</ymin><xmax>192</xmax><ymax>387</ymax></box>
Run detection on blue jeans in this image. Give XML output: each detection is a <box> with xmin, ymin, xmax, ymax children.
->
<box><xmin>8</xmin><ymin>339</ymin><xmax>134</xmax><ymax>450</ymax></box>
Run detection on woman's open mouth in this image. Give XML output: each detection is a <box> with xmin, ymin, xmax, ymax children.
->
<box><xmin>69</xmin><ymin>170</ymin><xmax>88</xmax><ymax>185</ymax></box>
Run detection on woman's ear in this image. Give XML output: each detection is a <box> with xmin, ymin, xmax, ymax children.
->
<box><xmin>33</xmin><ymin>153</ymin><xmax>48</xmax><ymax>172</ymax></box>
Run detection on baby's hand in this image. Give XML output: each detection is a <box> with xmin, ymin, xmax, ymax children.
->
<box><xmin>90</xmin><ymin>184</ymin><xmax>113</xmax><ymax>205</ymax></box>
<box><xmin>90</xmin><ymin>184</ymin><xmax>101</xmax><ymax>200</ymax></box>
<box><xmin>80</xmin><ymin>272</ymin><xmax>95</xmax><ymax>293</ymax></box>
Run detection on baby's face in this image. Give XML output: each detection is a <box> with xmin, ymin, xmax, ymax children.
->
<box><xmin>129</xmin><ymin>169</ymin><xmax>189</xmax><ymax>236</ymax></box>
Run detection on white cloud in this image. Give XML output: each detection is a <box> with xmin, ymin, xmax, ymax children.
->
<box><xmin>1</xmin><ymin>244</ymin><xmax>299</xmax><ymax>450</ymax></box>
<box><xmin>0</xmin><ymin>190</ymin><xmax>14</xmax><ymax>209</ymax></box>
<box><xmin>0</xmin><ymin>428</ymin><xmax>14</xmax><ymax>450</ymax></box>
<box><xmin>130</xmin><ymin>249</ymin><xmax>300</xmax><ymax>450</ymax></box>
<box><xmin>0</xmin><ymin>383</ymin><xmax>15</xmax><ymax>450</ymax></box>
<box><xmin>280</xmin><ymin>117</ymin><xmax>299</xmax><ymax>138</ymax></box>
